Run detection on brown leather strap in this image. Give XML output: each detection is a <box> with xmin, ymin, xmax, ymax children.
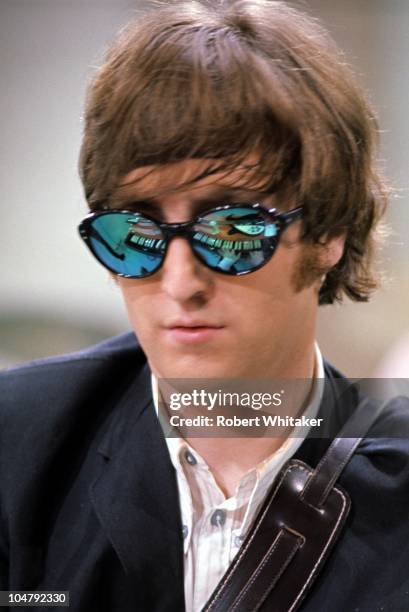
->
<box><xmin>202</xmin><ymin>397</ymin><xmax>386</xmax><ymax>612</ymax></box>
<box><xmin>302</xmin><ymin>397</ymin><xmax>386</xmax><ymax>507</ymax></box>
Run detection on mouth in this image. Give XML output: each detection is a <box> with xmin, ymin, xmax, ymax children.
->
<box><xmin>163</xmin><ymin>323</ymin><xmax>225</xmax><ymax>345</ymax></box>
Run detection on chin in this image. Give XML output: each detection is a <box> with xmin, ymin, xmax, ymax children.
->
<box><xmin>162</xmin><ymin>358</ymin><xmax>242</xmax><ymax>381</ymax></box>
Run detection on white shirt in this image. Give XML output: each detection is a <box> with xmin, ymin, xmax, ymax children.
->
<box><xmin>151</xmin><ymin>345</ymin><xmax>324</xmax><ymax>612</ymax></box>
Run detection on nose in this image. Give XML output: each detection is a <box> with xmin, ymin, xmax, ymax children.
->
<box><xmin>159</xmin><ymin>237</ymin><xmax>214</xmax><ymax>303</ymax></box>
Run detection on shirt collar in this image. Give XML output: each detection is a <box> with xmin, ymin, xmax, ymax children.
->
<box><xmin>151</xmin><ymin>343</ymin><xmax>324</xmax><ymax>475</ymax></box>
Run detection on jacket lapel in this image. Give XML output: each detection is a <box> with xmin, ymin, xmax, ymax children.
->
<box><xmin>90</xmin><ymin>360</ymin><xmax>185</xmax><ymax>605</ymax></box>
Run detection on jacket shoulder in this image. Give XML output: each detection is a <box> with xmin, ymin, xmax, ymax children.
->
<box><xmin>0</xmin><ymin>331</ymin><xmax>146</xmax><ymax>422</ymax></box>
<box><xmin>0</xmin><ymin>332</ymin><xmax>148</xmax><ymax>498</ymax></box>
<box><xmin>1</xmin><ymin>331</ymin><xmax>141</xmax><ymax>373</ymax></box>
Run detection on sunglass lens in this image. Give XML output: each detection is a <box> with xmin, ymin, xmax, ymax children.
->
<box><xmin>192</xmin><ymin>207</ymin><xmax>278</xmax><ymax>273</ymax></box>
<box><xmin>87</xmin><ymin>212</ymin><xmax>165</xmax><ymax>277</ymax></box>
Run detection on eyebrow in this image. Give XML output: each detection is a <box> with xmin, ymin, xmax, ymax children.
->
<box><xmin>110</xmin><ymin>187</ymin><xmax>273</xmax><ymax>216</ymax></box>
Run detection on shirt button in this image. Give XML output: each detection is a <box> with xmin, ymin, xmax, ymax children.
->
<box><xmin>210</xmin><ymin>509</ymin><xmax>226</xmax><ymax>527</ymax></box>
<box><xmin>182</xmin><ymin>525</ymin><xmax>189</xmax><ymax>539</ymax></box>
<box><xmin>234</xmin><ymin>535</ymin><xmax>243</xmax><ymax>548</ymax></box>
<box><xmin>185</xmin><ymin>450</ymin><xmax>197</xmax><ymax>465</ymax></box>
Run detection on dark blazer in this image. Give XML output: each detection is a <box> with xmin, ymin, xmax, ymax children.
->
<box><xmin>1</xmin><ymin>333</ymin><xmax>409</xmax><ymax>611</ymax></box>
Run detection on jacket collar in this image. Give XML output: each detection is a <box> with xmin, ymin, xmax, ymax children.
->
<box><xmin>293</xmin><ymin>361</ymin><xmax>359</xmax><ymax>466</ymax></box>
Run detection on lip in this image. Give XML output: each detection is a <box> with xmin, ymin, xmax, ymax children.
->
<box><xmin>165</xmin><ymin>319</ymin><xmax>224</xmax><ymax>328</ymax></box>
<box><xmin>164</xmin><ymin>324</ymin><xmax>225</xmax><ymax>345</ymax></box>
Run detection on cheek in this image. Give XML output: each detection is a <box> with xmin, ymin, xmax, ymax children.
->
<box><xmin>117</xmin><ymin>280</ymin><xmax>156</xmax><ymax>325</ymax></box>
<box><xmin>227</xmin><ymin>246</ymin><xmax>301</xmax><ymax>304</ymax></box>
<box><xmin>224</xmin><ymin>246</ymin><xmax>319</xmax><ymax>330</ymax></box>
<box><xmin>217</xmin><ymin>276</ymin><xmax>294</xmax><ymax>336</ymax></box>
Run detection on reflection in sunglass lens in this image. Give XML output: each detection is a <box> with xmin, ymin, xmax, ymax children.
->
<box><xmin>83</xmin><ymin>206</ymin><xmax>281</xmax><ymax>278</ymax></box>
<box><xmin>89</xmin><ymin>212</ymin><xmax>165</xmax><ymax>276</ymax></box>
<box><xmin>191</xmin><ymin>208</ymin><xmax>278</xmax><ymax>273</ymax></box>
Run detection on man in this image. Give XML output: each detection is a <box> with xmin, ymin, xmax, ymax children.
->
<box><xmin>1</xmin><ymin>1</ymin><xmax>408</xmax><ymax>611</ymax></box>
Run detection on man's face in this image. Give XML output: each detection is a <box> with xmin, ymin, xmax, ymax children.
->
<box><xmin>113</xmin><ymin>158</ymin><xmax>324</xmax><ymax>380</ymax></box>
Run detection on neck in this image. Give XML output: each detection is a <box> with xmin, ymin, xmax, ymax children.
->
<box><xmin>184</xmin><ymin>342</ymin><xmax>317</xmax><ymax>498</ymax></box>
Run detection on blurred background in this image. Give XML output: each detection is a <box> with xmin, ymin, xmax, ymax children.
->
<box><xmin>0</xmin><ymin>0</ymin><xmax>408</xmax><ymax>377</ymax></box>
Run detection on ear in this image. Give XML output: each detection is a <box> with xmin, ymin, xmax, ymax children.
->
<box><xmin>319</xmin><ymin>233</ymin><xmax>346</xmax><ymax>269</ymax></box>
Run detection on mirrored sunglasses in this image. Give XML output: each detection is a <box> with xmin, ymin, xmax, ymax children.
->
<box><xmin>78</xmin><ymin>203</ymin><xmax>303</xmax><ymax>278</ymax></box>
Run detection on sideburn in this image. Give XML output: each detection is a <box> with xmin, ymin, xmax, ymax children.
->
<box><xmin>291</xmin><ymin>242</ymin><xmax>329</xmax><ymax>296</ymax></box>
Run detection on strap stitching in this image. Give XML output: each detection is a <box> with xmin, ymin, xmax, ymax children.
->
<box><xmin>204</xmin><ymin>462</ymin><xmax>308</xmax><ymax>610</ymax></box>
<box><xmin>232</xmin><ymin>529</ymin><xmax>302</xmax><ymax>612</ymax></box>
<box><xmin>204</xmin><ymin>464</ymin><xmax>348</xmax><ymax>612</ymax></box>
<box><xmin>289</xmin><ymin>485</ymin><xmax>349</xmax><ymax>612</ymax></box>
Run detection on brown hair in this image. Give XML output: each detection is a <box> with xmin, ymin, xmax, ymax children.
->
<box><xmin>79</xmin><ymin>0</ymin><xmax>388</xmax><ymax>304</ymax></box>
